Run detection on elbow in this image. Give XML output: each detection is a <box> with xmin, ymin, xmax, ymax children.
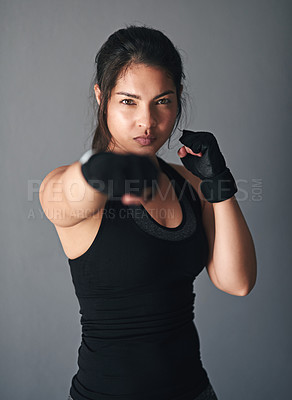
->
<box><xmin>208</xmin><ymin>258</ymin><xmax>257</xmax><ymax>297</ymax></box>
<box><xmin>230</xmin><ymin>266</ymin><xmax>257</xmax><ymax>297</ymax></box>
<box><xmin>224</xmin><ymin>283</ymin><xmax>255</xmax><ymax>297</ymax></box>
<box><xmin>237</xmin><ymin>274</ymin><xmax>257</xmax><ymax>297</ymax></box>
<box><xmin>216</xmin><ymin>280</ymin><xmax>256</xmax><ymax>297</ymax></box>
<box><xmin>238</xmin><ymin>258</ymin><xmax>257</xmax><ymax>296</ymax></box>
<box><xmin>236</xmin><ymin>285</ymin><xmax>254</xmax><ymax>296</ymax></box>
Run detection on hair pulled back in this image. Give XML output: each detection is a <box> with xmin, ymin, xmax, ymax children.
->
<box><xmin>90</xmin><ymin>24</ymin><xmax>186</xmax><ymax>152</ymax></box>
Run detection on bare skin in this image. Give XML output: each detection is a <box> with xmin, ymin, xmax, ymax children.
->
<box><xmin>48</xmin><ymin>62</ymin><xmax>257</xmax><ymax>296</ymax></box>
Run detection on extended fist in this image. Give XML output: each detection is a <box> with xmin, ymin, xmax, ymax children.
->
<box><xmin>80</xmin><ymin>150</ymin><xmax>159</xmax><ymax>203</ymax></box>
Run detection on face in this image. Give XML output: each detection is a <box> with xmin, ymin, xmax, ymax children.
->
<box><xmin>94</xmin><ymin>63</ymin><xmax>182</xmax><ymax>165</ymax></box>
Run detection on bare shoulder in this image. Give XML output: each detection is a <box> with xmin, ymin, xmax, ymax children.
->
<box><xmin>168</xmin><ymin>162</ymin><xmax>206</xmax><ymax>211</ymax></box>
<box><xmin>40</xmin><ymin>163</ymin><xmax>108</xmax><ymax>260</ymax></box>
<box><xmin>39</xmin><ymin>164</ymin><xmax>70</xmax><ymax>202</ymax></box>
<box><xmin>40</xmin><ymin>164</ymin><xmax>69</xmax><ymax>187</ymax></box>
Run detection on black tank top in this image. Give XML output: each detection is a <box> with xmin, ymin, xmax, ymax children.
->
<box><xmin>68</xmin><ymin>156</ymin><xmax>210</xmax><ymax>400</ymax></box>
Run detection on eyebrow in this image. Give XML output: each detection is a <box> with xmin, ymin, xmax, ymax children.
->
<box><xmin>115</xmin><ymin>90</ymin><xmax>175</xmax><ymax>100</ymax></box>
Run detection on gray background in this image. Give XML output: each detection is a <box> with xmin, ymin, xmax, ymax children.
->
<box><xmin>1</xmin><ymin>0</ymin><xmax>291</xmax><ymax>399</ymax></box>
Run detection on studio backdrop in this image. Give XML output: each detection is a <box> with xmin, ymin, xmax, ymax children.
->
<box><xmin>0</xmin><ymin>0</ymin><xmax>291</xmax><ymax>399</ymax></box>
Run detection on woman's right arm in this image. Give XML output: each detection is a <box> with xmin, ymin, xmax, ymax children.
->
<box><xmin>39</xmin><ymin>161</ymin><xmax>108</xmax><ymax>228</ymax></box>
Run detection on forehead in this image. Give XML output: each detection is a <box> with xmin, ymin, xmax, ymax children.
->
<box><xmin>115</xmin><ymin>63</ymin><xmax>175</xmax><ymax>89</ymax></box>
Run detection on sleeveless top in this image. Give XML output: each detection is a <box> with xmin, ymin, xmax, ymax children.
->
<box><xmin>68</xmin><ymin>156</ymin><xmax>210</xmax><ymax>400</ymax></box>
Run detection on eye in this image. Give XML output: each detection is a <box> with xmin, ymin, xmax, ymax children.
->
<box><xmin>157</xmin><ymin>98</ymin><xmax>171</xmax><ymax>105</ymax></box>
<box><xmin>120</xmin><ymin>99</ymin><xmax>136</xmax><ymax>105</ymax></box>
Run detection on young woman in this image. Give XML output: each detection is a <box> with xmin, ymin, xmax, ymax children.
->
<box><xmin>39</xmin><ymin>25</ymin><xmax>257</xmax><ymax>400</ymax></box>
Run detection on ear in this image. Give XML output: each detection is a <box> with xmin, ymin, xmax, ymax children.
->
<box><xmin>94</xmin><ymin>84</ymin><xmax>101</xmax><ymax>105</ymax></box>
<box><xmin>180</xmin><ymin>84</ymin><xmax>183</xmax><ymax>95</ymax></box>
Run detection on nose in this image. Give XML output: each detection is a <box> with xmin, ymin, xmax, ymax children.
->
<box><xmin>137</xmin><ymin>104</ymin><xmax>157</xmax><ymax>131</ymax></box>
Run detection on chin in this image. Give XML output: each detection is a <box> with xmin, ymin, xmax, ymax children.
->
<box><xmin>135</xmin><ymin>147</ymin><xmax>157</xmax><ymax>155</ymax></box>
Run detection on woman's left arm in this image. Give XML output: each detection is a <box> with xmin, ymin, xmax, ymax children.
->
<box><xmin>177</xmin><ymin>129</ymin><xmax>257</xmax><ymax>296</ymax></box>
<box><xmin>201</xmin><ymin>194</ymin><xmax>257</xmax><ymax>296</ymax></box>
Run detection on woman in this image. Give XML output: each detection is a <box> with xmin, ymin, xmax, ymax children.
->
<box><xmin>39</xmin><ymin>25</ymin><xmax>257</xmax><ymax>400</ymax></box>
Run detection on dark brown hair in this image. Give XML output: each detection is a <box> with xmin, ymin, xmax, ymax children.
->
<box><xmin>89</xmin><ymin>24</ymin><xmax>187</xmax><ymax>153</ymax></box>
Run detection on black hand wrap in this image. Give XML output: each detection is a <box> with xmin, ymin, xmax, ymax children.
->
<box><xmin>179</xmin><ymin>130</ymin><xmax>238</xmax><ymax>203</ymax></box>
<box><xmin>79</xmin><ymin>150</ymin><xmax>159</xmax><ymax>201</ymax></box>
<box><xmin>199</xmin><ymin>167</ymin><xmax>238</xmax><ymax>203</ymax></box>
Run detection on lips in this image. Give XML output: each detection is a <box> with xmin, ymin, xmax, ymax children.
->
<box><xmin>134</xmin><ymin>136</ymin><xmax>156</xmax><ymax>146</ymax></box>
<box><xmin>134</xmin><ymin>135</ymin><xmax>156</xmax><ymax>140</ymax></box>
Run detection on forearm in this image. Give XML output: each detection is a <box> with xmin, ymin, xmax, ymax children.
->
<box><xmin>212</xmin><ymin>196</ymin><xmax>257</xmax><ymax>295</ymax></box>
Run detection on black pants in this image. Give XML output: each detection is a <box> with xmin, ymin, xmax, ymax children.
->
<box><xmin>67</xmin><ymin>382</ymin><xmax>218</xmax><ymax>400</ymax></box>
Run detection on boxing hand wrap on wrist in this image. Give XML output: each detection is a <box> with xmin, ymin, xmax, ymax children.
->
<box><xmin>79</xmin><ymin>150</ymin><xmax>159</xmax><ymax>200</ymax></box>
<box><xmin>200</xmin><ymin>167</ymin><xmax>238</xmax><ymax>203</ymax></box>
